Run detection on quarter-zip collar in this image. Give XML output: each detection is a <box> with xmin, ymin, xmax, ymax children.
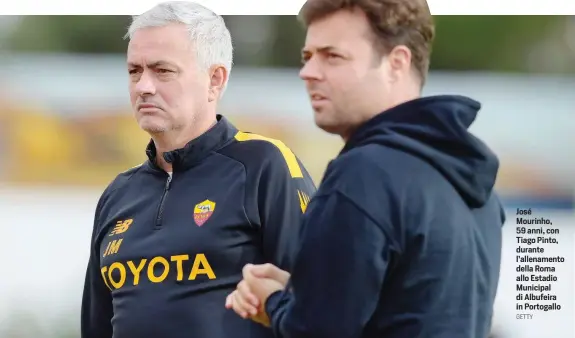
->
<box><xmin>145</xmin><ymin>114</ymin><xmax>238</xmax><ymax>173</ymax></box>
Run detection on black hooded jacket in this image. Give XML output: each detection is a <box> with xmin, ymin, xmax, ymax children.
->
<box><xmin>265</xmin><ymin>95</ymin><xmax>506</xmax><ymax>338</ymax></box>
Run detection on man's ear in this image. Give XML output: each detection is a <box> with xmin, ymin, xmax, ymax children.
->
<box><xmin>208</xmin><ymin>65</ymin><xmax>228</xmax><ymax>101</ymax></box>
<box><xmin>387</xmin><ymin>45</ymin><xmax>412</xmax><ymax>83</ymax></box>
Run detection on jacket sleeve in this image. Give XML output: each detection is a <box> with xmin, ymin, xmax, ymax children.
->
<box><xmin>257</xmin><ymin>151</ymin><xmax>316</xmax><ymax>272</ymax></box>
<box><xmin>81</xmin><ymin>194</ymin><xmax>113</xmax><ymax>338</ymax></box>
<box><xmin>265</xmin><ymin>180</ymin><xmax>394</xmax><ymax>338</ymax></box>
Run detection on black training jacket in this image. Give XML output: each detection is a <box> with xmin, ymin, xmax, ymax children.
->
<box><xmin>81</xmin><ymin>114</ymin><xmax>316</xmax><ymax>338</ymax></box>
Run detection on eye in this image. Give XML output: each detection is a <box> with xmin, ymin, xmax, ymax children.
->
<box><xmin>156</xmin><ymin>68</ymin><xmax>173</xmax><ymax>74</ymax></box>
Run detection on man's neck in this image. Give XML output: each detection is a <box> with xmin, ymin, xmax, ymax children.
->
<box><xmin>152</xmin><ymin>116</ymin><xmax>217</xmax><ymax>172</ymax></box>
<box><xmin>340</xmin><ymin>91</ymin><xmax>421</xmax><ymax>143</ymax></box>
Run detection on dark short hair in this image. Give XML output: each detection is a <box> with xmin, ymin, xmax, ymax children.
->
<box><xmin>299</xmin><ymin>0</ymin><xmax>435</xmax><ymax>85</ymax></box>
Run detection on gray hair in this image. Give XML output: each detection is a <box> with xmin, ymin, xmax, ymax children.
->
<box><xmin>125</xmin><ymin>1</ymin><xmax>233</xmax><ymax>94</ymax></box>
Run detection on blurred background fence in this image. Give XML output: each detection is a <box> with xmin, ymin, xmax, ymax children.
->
<box><xmin>0</xmin><ymin>15</ymin><xmax>573</xmax><ymax>337</ymax></box>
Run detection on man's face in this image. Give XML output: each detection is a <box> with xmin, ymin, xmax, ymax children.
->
<box><xmin>299</xmin><ymin>8</ymin><xmax>393</xmax><ymax>138</ymax></box>
<box><xmin>127</xmin><ymin>24</ymin><xmax>210</xmax><ymax>135</ymax></box>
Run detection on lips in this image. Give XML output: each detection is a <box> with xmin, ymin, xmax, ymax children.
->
<box><xmin>137</xmin><ymin>103</ymin><xmax>159</xmax><ymax>110</ymax></box>
<box><xmin>310</xmin><ymin>93</ymin><xmax>327</xmax><ymax>100</ymax></box>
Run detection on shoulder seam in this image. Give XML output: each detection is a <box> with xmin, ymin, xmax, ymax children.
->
<box><xmin>119</xmin><ymin>161</ymin><xmax>145</xmax><ymax>175</ymax></box>
<box><xmin>97</xmin><ymin>164</ymin><xmax>143</xmax><ymax>225</ymax></box>
<box><xmin>211</xmin><ymin>152</ymin><xmax>254</xmax><ymax>228</ymax></box>
<box><xmin>233</xmin><ymin>131</ymin><xmax>303</xmax><ymax>178</ymax></box>
<box><xmin>108</xmin><ymin>164</ymin><xmax>142</xmax><ymax>195</ymax></box>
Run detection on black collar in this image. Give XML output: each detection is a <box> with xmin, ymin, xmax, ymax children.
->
<box><xmin>145</xmin><ymin>114</ymin><xmax>237</xmax><ymax>172</ymax></box>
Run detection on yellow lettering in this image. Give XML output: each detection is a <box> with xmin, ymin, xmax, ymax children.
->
<box><xmin>101</xmin><ymin>253</ymin><xmax>217</xmax><ymax>289</ymax></box>
<box><xmin>148</xmin><ymin>257</ymin><xmax>170</xmax><ymax>283</ymax></box>
<box><xmin>127</xmin><ymin>259</ymin><xmax>147</xmax><ymax>285</ymax></box>
<box><xmin>171</xmin><ymin>255</ymin><xmax>189</xmax><ymax>281</ymax></box>
<box><xmin>189</xmin><ymin>254</ymin><xmax>216</xmax><ymax>280</ymax></box>
<box><xmin>100</xmin><ymin>266</ymin><xmax>112</xmax><ymax>291</ymax></box>
<box><xmin>103</xmin><ymin>242</ymin><xmax>111</xmax><ymax>257</ymax></box>
<box><xmin>104</xmin><ymin>239</ymin><xmax>123</xmax><ymax>257</ymax></box>
<box><xmin>108</xmin><ymin>262</ymin><xmax>126</xmax><ymax>289</ymax></box>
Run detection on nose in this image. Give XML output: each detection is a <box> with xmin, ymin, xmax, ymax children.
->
<box><xmin>299</xmin><ymin>57</ymin><xmax>323</xmax><ymax>82</ymax></box>
<box><xmin>133</xmin><ymin>70</ymin><xmax>156</xmax><ymax>96</ymax></box>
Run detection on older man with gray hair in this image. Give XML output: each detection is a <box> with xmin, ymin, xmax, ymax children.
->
<box><xmin>80</xmin><ymin>2</ymin><xmax>316</xmax><ymax>338</ymax></box>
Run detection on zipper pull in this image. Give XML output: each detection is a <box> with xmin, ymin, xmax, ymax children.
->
<box><xmin>166</xmin><ymin>176</ymin><xmax>172</xmax><ymax>190</ymax></box>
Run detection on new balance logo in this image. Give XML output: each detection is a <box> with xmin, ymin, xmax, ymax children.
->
<box><xmin>109</xmin><ymin>219</ymin><xmax>133</xmax><ymax>236</ymax></box>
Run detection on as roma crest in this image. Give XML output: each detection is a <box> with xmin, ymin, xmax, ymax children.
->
<box><xmin>193</xmin><ymin>200</ymin><xmax>216</xmax><ymax>226</ymax></box>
